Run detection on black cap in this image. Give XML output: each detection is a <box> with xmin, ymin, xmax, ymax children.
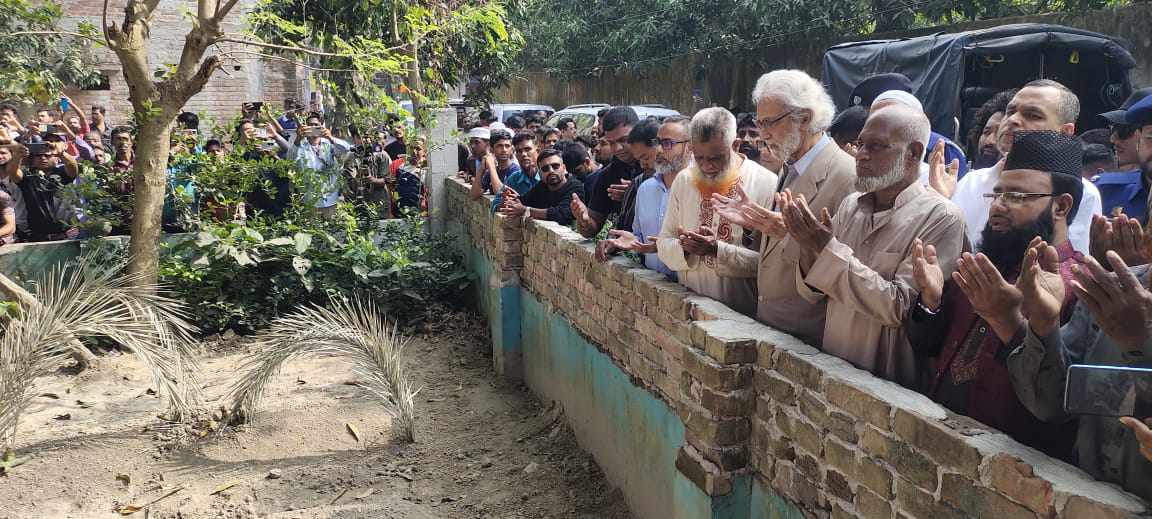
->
<box><xmin>1100</xmin><ymin>87</ymin><xmax>1152</xmax><ymax>124</ymax></box>
<box><xmin>849</xmin><ymin>73</ymin><xmax>914</xmax><ymax>107</ymax></box>
<box><xmin>1004</xmin><ymin>130</ymin><xmax>1083</xmax><ymax>177</ymax></box>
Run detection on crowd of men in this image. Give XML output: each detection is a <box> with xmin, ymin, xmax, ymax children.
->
<box><xmin>457</xmin><ymin>71</ymin><xmax>1152</xmax><ymax>501</ymax></box>
<box><xmin>0</xmin><ymin>96</ymin><xmax>427</xmax><ymax>243</ymax></box>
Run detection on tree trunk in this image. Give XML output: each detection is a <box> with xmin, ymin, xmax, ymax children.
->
<box><xmin>407</xmin><ymin>41</ymin><xmax>422</xmax><ymax>119</ymax></box>
<box><xmin>125</xmin><ymin>116</ymin><xmax>175</xmax><ymax>285</ymax></box>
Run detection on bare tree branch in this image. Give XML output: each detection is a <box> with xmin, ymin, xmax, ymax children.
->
<box><xmin>217</xmin><ymin>34</ymin><xmax>420</xmax><ymax>58</ymax></box>
<box><xmin>180</xmin><ymin>55</ymin><xmax>222</xmax><ymax>100</ymax></box>
<box><xmin>7</xmin><ymin>31</ymin><xmax>105</xmax><ymax>45</ymax></box>
<box><xmin>214</xmin><ymin>0</ymin><xmax>245</xmax><ymax>22</ymax></box>
<box><xmin>215</xmin><ymin>50</ymin><xmax>362</xmax><ymax>73</ymax></box>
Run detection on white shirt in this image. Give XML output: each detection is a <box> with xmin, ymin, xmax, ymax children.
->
<box><xmin>952</xmin><ymin>162</ymin><xmax>1102</xmax><ymax>253</ymax></box>
<box><xmin>294</xmin><ymin>137</ymin><xmax>351</xmax><ymax>208</ymax></box>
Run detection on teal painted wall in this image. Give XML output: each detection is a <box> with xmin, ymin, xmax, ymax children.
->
<box><xmin>521</xmin><ymin>289</ymin><xmax>696</xmax><ymax>518</ymax></box>
<box><xmin>750</xmin><ymin>480</ymin><xmax>806</xmax><ymax>519</ymax></box>
<box><xmin>450</xmin><ymin>227</ymin><xmax>795</xmax><ymax>519</ymax></box>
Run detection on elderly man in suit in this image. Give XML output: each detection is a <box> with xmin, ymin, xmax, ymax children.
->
<box><xmin>712</xmin><ymin>69</ymin><xmax>857</xmax><ymax>346</ymax></box>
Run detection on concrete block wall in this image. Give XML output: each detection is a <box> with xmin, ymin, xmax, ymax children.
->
<box><xmin>444</xmin><ymin>177</ymin><xmax>1151</xmax><ymax>519</ymax></box>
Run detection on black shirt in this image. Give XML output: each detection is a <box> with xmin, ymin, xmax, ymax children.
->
<box><xmin>521</xmin><ymin>176</ymin><xmax>584</xmax><ymax>225</ymax></box>
<box><xmin>384</xmin><ymin>139</ymin><xmax>407</xmax><ymax>160</ymax></box>
<box><xmin>19</xmin><ymin>166</ymin><xmax>72</xmax><ymax>240</ymax></box>
<box><xmin>588</xmin><ymin>157</ymin><xmax>639</xmax><ymax>216</ymax></box>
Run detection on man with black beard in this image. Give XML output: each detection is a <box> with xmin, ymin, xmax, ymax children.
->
<box><xmin>907</xmin><ymin>130</ymin><xmax>1085</xmax><ymax>461</ymax></box>
<box><xmin>498</xmin><ymin>149</ymin><xmax>583</xmax><ymax>225</ymax></box>
<box><xmin>734</xmin><ymin>113</ymin><xmax>761</xmax><ymax>162</ymax></box>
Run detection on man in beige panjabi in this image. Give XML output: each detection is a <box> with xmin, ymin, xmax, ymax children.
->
<box><xmin>780</xmin><ymin>104</ymin><xmax>966</xmax><ymax>387</ymax></box>
<box><xmin>656</xmin><ymin>108</ymin><xmax>778</xmax><ymax>316</ymax></box>
<box><xmin>712</xmin><ymin>69</ymin><xmax>857</xmax><ymax>347</ymax></box>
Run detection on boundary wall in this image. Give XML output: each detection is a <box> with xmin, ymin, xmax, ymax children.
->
<box><xmin>444</xmin><ymin>176</ymin><xmax>1151</xmax><ymax>519</ymax></box>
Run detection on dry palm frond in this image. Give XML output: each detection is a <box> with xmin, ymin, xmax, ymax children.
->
<box><xmin>0</xmin><ymin>253</ymin><xmax>200</xmax><ymax>449</ymax></box>
<box><xmin>228</xmin><ymin>298</ymin><xmax>419</xmax><ymax>442</ymax></box>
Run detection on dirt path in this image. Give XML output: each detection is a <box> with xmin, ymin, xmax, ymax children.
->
<box><xmin>1</xmin><ymin>311</ymin><xmax>632</xmax><ymax>519</ymax></box>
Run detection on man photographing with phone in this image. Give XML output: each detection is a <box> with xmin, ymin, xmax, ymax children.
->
<box><xmin>293</xmin><ymin>113</ymin><xmax>350</xmax><ymax>217</ymax></box>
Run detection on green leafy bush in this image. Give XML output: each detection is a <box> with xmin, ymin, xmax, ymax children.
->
<box><xmin>159</xmin><ymin>210</ymin><xmax>469</xmax><ymax>335</ymax></box>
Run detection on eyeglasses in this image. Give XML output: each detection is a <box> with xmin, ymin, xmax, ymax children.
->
<box><xmin>539</xmin><ymin>163</ymin><xmax>563</xmax><ymax>172</ymax></box>
<box><xmin>658</xmin><ymin>138</ymin><xmax>688</xmax><ymax>150</ymax></box>
<box><xmin>982</xmin><ymin>192</ymin><xmax>1054</xmax><ymax>206</ymax></box>
<box><xmin>1112</xmin><ymin>124</ymin><xmax>1137</xmax><ymax>140</ymax></box>
<box><xmin>755</xmin><ymin>110</ymin><xmax>796</xmax><ymax>130</ymax></box>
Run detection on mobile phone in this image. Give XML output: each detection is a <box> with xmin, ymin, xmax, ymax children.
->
<box><xmin>306</xmin><ymin>126</ymin><xmax>325</xmax><ymax>138</ymax></box>
<box><xmin>242</xmin><ymin>101</ymin><xmax>264</xmax><ymax>113</ymax></box>
<box><xmin>1064</xmin><ymin>364</ymin><xmax>1152</xmax><ymax>418</ymax></box>
<box><xmin>258</xmin><ymin>141</ymin><xmax>279</xmax><ymax>152</ymax></box>
<box><xmin>181</xmin><ymin>129</ymin><xmax>198</xmax><ymax>136</ymax></box>
<box><xmin>254</xmin><ymin>128</ymin><xmax>269</xmax><ymax>139</ymax></box>
<box><xmin>60</xmin><ymin>97</ymin><xmax>69</xmax><ymax>112</ymax></box>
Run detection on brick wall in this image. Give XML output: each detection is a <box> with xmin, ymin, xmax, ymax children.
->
<box><xmin>445</xmin><ymin>176</ymin><xmax>1152</xmax><ymax>518</ymax></box>
<box><xmin>52</xmin><ymin>0</ymin><xmax>305</xmax><ymax>129</ymax></box>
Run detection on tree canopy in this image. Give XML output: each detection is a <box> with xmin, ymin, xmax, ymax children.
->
<box><xmin>510</xmin><ymin>0</ymin><xmax>1133</xmax><ymax>76</ymax></box>
<box><xmin>0</xmin><ymin>0</ymin><xmax>102</xmax><ymax>103</ymax></box>
<box><xmin>246</xmin><ymin>0</ymin><xmax>523</xmax><ymax>119</ymax></box>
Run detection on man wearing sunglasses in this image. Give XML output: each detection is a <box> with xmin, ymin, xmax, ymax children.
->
<box><xmin>1093</xmin><ymin>87</ymin><xmax>1150</xmax><ymax>223</ymax></box>
<box><xmin>907</xmin><ymin>130</ymin><xmax>1085</xmax><ymax>461</ymax></box>
<box><xmin>498</xmin><ymin>149</ymin><xmax>583</xmax><ymax>225</ymax></box>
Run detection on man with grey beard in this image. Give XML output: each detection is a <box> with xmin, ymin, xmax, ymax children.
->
<box><xmin>605</xmin><ymin>116</ymin><xmax>692</xmax><ymax>279</ymax></box>
<box><xmin>712</xmin><ymin>69</ymin><xmax>856</xmax><ymax>346</ymax></box>
<box><xmin>780</xmin><ymin>104</ymin><xmax>965</xmax><ymax>387</ymax></box>
<box><xmin>656</xmin><ymin>108</ymin><xmax>778</xmax><ymax>315</ymax></box>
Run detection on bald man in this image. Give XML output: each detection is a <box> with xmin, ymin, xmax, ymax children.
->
<box><xmin>781</xmin><ymin>105</ymin><xmax>966</xmax><ymax>387</ymax></box>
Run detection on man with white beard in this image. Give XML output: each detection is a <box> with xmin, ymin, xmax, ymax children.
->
<box><xmin>712</xmin><ymin>69</ymin><xmax>856</xmax><ymax>346</ymax></box>
<box><xmin>604</xmin><ymin>116</ymin><xmax>692</xmax><ymax>279</ymax></box>
<box><xmin>655</xmin><ymin>108</ymin><xmax>778</xmax><ymax>315</ymax></box>
<box><xmin>780</xmin><ymin>104</ymin><xmax>966</xmax><ymax>387</ymax></box>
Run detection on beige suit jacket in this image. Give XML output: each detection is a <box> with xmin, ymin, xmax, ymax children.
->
<box><xmin>718</xmin><ymin>140</ymin><xmax>857</xmax><ymax>347</ymax></box>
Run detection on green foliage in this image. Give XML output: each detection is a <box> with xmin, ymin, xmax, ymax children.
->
<box><xmin>158</xmin><ymin>211</ymin><xmax>469</xmax><ymax>335</ymax></box>
<box><xmin>57</xmin><ymin>162</ymin><xmax>134</xmax><ymax>237</ymax></box>
<box><xmin>511</xmin><ymin>0</ymin><xmax>1132</xmax><ymax>75</ymax></box>
<box><xmin>245</xmin><ymin>0</ymin><xmax>524</xmax><ymax>118</ymax></box>
<box><xmin>0</xmin><ymin>0</ymin><xmax>102</xmax><ymax>102</ymax></box>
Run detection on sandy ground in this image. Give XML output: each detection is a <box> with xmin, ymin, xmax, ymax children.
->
<box><xmin>0</xmin><ymin>312</ymin><xmax>632</xmax><ymax>519</ymax></box>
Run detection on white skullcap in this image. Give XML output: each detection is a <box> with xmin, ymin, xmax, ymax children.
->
<box><xmin>873</xmin><ymin>90</ymin><xmax>924</xmax><ymax>113</ymax></box>
<box><xmin>489</xmin><ymin>122</ymin><xmax>507</xmax><ymax>131</ymax></box>
<box><xmin>467</xmin><ymin>127</ymin><xmax>491</xmax><ymax>140</ymax></box>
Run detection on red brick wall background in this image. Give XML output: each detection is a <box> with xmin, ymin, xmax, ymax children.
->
<box><xmin>56</xmin><ymin>0</ymin><xmax>305</xmax><ymax>131</ymax></box>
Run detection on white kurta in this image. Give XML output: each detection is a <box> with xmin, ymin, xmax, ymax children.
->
<box><xmin>657</xmin><ymin>157</ymin><xmax>778</xmax><ymax>316</ymax></box>
<box><xmin>952</xmin><ymin>162</ymin><xmax>1102</xmax><ymax>253</ymax></box>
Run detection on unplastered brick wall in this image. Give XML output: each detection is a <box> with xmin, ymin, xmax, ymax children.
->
<box><xmin>445</xmin><ymin>178</ymin><xmax>1151</xmax><ymax>518</ymax></box>
<box><xmin>50</xmin><ymin>0</ymin><xmax>304</xmax><ymax>128</ymax></box>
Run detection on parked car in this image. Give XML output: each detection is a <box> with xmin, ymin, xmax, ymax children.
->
<box><xmin>546</xmin><ymin>104</ymin><xmax>683</xmax><ymax>131</ymax></box>
<box><xmin>821</xmin><ymin>23</ymin><xmax>1135</xmax><ymax>140</ymax></box>
<box><xmin>490</xmin><ymin>104</ymin><xmax>555</xmax><ymax>124</ymax></box>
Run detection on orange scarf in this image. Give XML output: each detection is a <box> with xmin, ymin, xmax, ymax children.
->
<box><xmin>690</xmin><ymin>158</ymin><xmax>742</xmax><ymax>200</ymax></box>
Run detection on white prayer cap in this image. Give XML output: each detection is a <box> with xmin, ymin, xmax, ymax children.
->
<box><xmin>489</xmin><ymin>121</ymin><xmax>507</xmax><ymax>131</ymax></box>
<box><xmin>467</xmin><ymin>127</ymin><xmax>491</xmax><ymax>140</ymax></box>
<box><xmin>872</xmin><ymin>90</ymin><xmax>924</xmax><ymax>113</ymax></box>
